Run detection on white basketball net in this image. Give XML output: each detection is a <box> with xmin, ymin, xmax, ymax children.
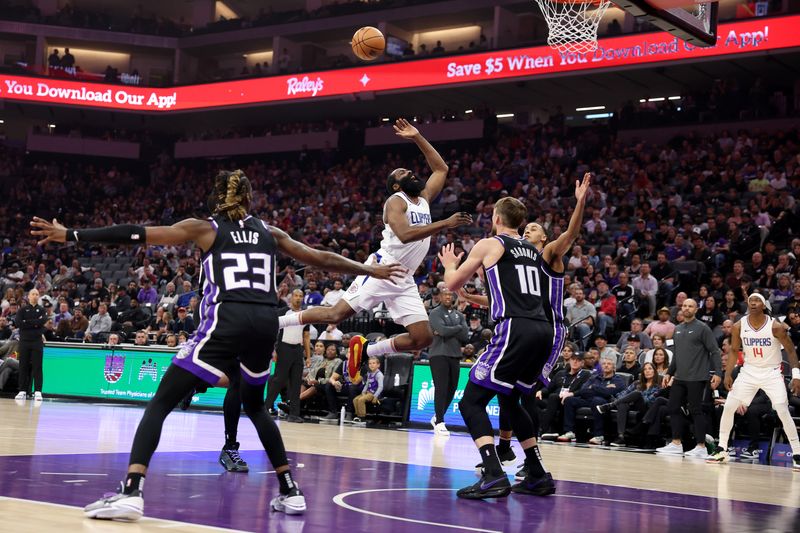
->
<box><xmin>534</xmin><ymin>0</ymin><xmax>612</xmax><ymax>54</ymax></box>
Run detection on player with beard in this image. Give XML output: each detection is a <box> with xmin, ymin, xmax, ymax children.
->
<box><xmin>278</xmin><ymin>119</ymin><xmax>472</xmax><ymax>423</ymax></box>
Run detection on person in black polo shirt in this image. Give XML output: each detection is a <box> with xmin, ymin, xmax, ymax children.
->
<box><xmin>15</xmin><ymin>288</ymin><xmax>48</xmax><ymax>402</ymax></box>
<box><xmin>657</xmin><ymin>298</ymin><xmax>721</xmax><ymax>457</ymax></box>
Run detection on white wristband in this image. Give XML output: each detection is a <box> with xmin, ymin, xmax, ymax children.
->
<box><xmin>792</xmin><ymin>368</ymin><xmax>800</xmax><ymax>381</ymax></box>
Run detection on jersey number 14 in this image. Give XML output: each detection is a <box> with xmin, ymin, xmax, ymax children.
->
<box><xmin>514</xmin><ymin>265</ymin><xmax>541</xmax><ymax>296</ymax></box>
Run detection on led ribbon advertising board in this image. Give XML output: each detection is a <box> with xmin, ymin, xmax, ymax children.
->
<box><xmin>0</xmin><ymin>16</ymin><xmax>796</xmax><ymax>112</ymax></box>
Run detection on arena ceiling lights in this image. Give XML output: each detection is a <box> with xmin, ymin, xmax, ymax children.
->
<box><xmin>0</xmin><ymin>15</ymin><xmax>796</xmax><ymax>114</ymax></box>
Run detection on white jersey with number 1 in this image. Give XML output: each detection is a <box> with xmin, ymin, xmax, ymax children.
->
<box><xmin>740</xmin><ymin>316</ymin><xmax>782</xmax><ymax>368</ymax></box>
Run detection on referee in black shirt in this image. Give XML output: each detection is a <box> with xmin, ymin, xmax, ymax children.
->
<box><xmin>15</xmin><ymin>288</ymin><xmax>48</xmax><ymax>401</ymax></box>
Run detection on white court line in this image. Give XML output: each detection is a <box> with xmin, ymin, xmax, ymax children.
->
<box><xmin>333</xmin><ymin>487</ymin><xmax>713</xmax><ymax>532</ymax></box>
<box><xmin>553</xmin><ymin>493</ymin><xmax>711</xmax><ymax>513</ymax></box>
<box><xmin>0</xmin><ymin>496</ymin><xmax>253</xmax><ymax>532</ymax></box>
<box><xmin>166</xmin><ymin>473</ymin><xmax>220</xmax><ymax>477</ymax></box>
<box><xmin>40</xmin><ymin>472</ymin><xmax>108</xmax><ymax>476</ymax></box>
<box><xmin>332</xmin><ymin>488</ymin><xmax>502</xmax><ymax>533</ymax></box>
<box><xmin>63</xmin><ymin>480</ymin><xmax>87</xmax><ymax>483</ymax></box>
<box><xmin>256</xmin><ymin>471</ymin><xmax>275</xmax><ymax>474</ymax></box>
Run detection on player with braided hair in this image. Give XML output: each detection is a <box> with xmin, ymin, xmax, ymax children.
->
<box><xmin>31</xmin><ymin>169</ymin><xmax>404</xmax><ymax>522</ymax></box>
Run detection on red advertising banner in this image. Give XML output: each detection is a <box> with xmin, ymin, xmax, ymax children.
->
<box><xmin>0</xmin><ymin>15</ymin><xmax>796</xmax><ymax>113</ymax></box>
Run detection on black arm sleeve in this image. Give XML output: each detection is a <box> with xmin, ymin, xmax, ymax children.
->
<box><xmin>66</xmin><ymin>225</ymin><xmax>147</xmax><ymax>245</ymax></box>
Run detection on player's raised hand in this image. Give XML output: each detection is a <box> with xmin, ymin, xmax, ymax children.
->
<box><xmin>393</xmin><ymin>118</ymin><xmax>419</xmax><ymax>139</ymax></box>
<box><xmin>30</xmin><ymin>217</ymin><xmax>68</xmax><ymax>246</ymax></box>
<box><xmin>438</xmin><ymin>243</ymin><xmax>464</xmax><ymax>271</ymax></box>
<box><xmin>445</xmin><ymin>212</ymin><xmax>473</xmax><ymax>228</ymax></box>
<box><xmin>575</xmin><ymin>172</ymin><xmax>591</xmax><ymax>204</ymax></box>
<box><xmin>369</xmin><ymin>261</ymin><xmax>406</xmax><ymax>284</ymax></box>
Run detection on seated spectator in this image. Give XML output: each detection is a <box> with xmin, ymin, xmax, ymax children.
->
<box><xmin>132</xmin><ymin>330</ymin><xmax>149</xmax><ymax>346</ymax></box>
<box><xmin>53</xmin><ymin>302</ymin><xmax>72</xmax><ymax>327</ymax></box>
<box><xmin>696</xmin><ymin>296</ymin><xmax>724</xmax><ymax>330</ymax></box>
<box><xmin>617</xmin><ymin>318</ymin><xmax>653</xmax><ymax>351</ymax></box>
<box><xmin>0</xmin><ymin>341</ymin><xmax>20</xmax><ymax>391</ymax></box>
<box><xmin>780</xmin><ymin>280</ymin><xmax>800</xmax><ymax>316</ymax></box>
<box><xmin>159</xmin><ymin>282</ymin><xmax>179</xmax><ymax>312</ymax></box>
<box><xmin>633</xmin><ymin>262</ymin><xmax>658</xmax><ymax>318</ymax></box>
<box><xmin>649</xmin><ymin>347</ymin><xmax>671</xmax><ymax>376</ymax></box>
<box><xmin>117</xmin><ymin>298</ymin><xmax>149</xmax><ymax>333</ymax></box>
<box><xmin>611</xmin><ymin>272</ymin><xmax>635</xmax><ymax>327</ymax></box>
<box><xmin>147</xmin><ymin>306</ymin><xmax>173</xmax><ymax>342</ymax></box>
<box><xmin>594</xmin><ymin>280</ymin><xmax>617</xmax><ymax>336</ymax></box>
<box><xmin>321</xmin><ymin>279</ymin><xmax>344</xmax><ymax>307</ymax></box>
<box><xmin>669</xmin><ymin>292</ymin><xmax>687</xmax><ymax>322</ymax></box>
<box><xmin>550</xmin><ymin>342</ymin><xmax>579</xmax><ymax>376</ymax></box>
<box><xmin>170</xmin><ymin>306</ymin><xmax>195</xmax><ymax>334</ymax></box>
<box><xmin>593</xmin><ymin>334</ymin><xmax>619</xmax><ymax>367</ymax></box>
<box><xmin>351</xmin><ymin>356</ymin><xmax>384</xmax><ymax>423</ymax></box>
<box><xmin>719</xmin><ymin>289</ymin><xmax>744</xmax><ymax>318</ymax></box>
<box><xmin>583</xmin><ymin>349</ymin><xmax>600</xmax><ymax>372</ymax></box>
<box><xmin>617</xmin><ymin>347</ymin><xmax>642</xmax><ymax>379</ymax></box>
<box><xmin>644</xmin><ymin>307</ymin><xmax>676</xmax><ymax>339</ymax></box>
<box><xmin>175</xmin><ymin>281</ymin><xmax>196</xmax><ymax>308</ymax></box>
<box><xmin>85</xmin><ymin>303</ymin><xmax>112</xmax><ymax>342</ymax></box>
<box><xmin>538</xmin><ymin>351</ymin><xmax>592</xmax><ymax>440</ymax></box>
<box><xmin>643</xmin><ymin>334</ymin><xmax>673</xmax><ymax>364</ymax></box>
<box><xmin>300</xmin><ymin>342</ymin><xmax>340</xmax><ymax>405</ymax></box>
<box><xmin>107</xmin><ymin>332</ymin><xmax>121</xmax><ymax>346</ymax></box>
<box><xmin>567</xmin><ymin>287</ymin><xmax>596</xmax><ymax>350</ymax></box>
<box><xmin>165</xmin><ymin>333</ymin><xmax>178</xmax><ymax>347</ymax></box>
<box><xmin>596</xmin><ymin>362</ymin><xmax>661</xmax><ymax>447</ymax></box>
<box><xmin>303</xmin><ymin>280</ymin><xmax>323</xmax><ymax>307</ymax></box>
<box><xmin>558</xmin><ymin>355</ymin><xmax>627</xmax><ymax>445</ymax></box>
<box><xmin>67</xmin><ymin>308</ymin><xmax>89</xmax><ymax>338</ymax></box>
<box><xmin>137</xmin><ymin>278</ymin><xmax>159</xmax><ymax>306</ymax></box>
<box><xmin>317</xmin><ymin>323</ymin><xmax>343</xmax><ymax>341</ymax></box>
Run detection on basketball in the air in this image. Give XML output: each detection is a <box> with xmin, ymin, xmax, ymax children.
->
<box><xmin>351</xmin><ymin>26</ymin><xmax>385</xmax><ymax>61</ymax></box>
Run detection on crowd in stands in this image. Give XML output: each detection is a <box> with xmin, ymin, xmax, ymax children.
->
<box><xmin>0</xmin><ymin>110</ymin><xmax>799</xmax><ymax>444</ymax></box>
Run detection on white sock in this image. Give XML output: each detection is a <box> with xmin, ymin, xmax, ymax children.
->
<box><xmin>367</xmin><ymin>338</ymin><xmax>396</xmax><ymax>356</ymax></box>
<box><xmin>278</xmin><ymin>311</ymin><xmax>303</xmax><ymax>329</ymax></box>
<box><xmin>717</xmin><ymin>402</ymin><xmax>737</xmax><ymax>450</ymax></box>
<box><xmin>775</xmin><ymin>405</ymin><xmax>800</xmax><ymax>455</ymax></box>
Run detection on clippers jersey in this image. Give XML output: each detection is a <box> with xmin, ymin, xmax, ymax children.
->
<box><xmin>484</xmin><ymin>235</ymin><xmax>548</xmax><ymax>322</ymax></box>
<box><xmin>740</xmin><ymin>315</ymin><xmax>782</xmax><ymax>368</ymax></box>
<box><xmin>201</xmin><ymin>215</ymin><xmax>278</xmax><ymax>306</ymax></box>
<box><xmin>380</xmin><ymin>192</ymin><xmax>431</xmax><ymax>270</ymax></box>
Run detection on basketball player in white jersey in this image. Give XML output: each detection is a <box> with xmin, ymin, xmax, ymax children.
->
<box><xmin>279</xmin><ymin>118</ymin><xmax>472</xmax><ymax>379</ymax></box>
<box><xmin>708</xmin><ymin>293</ymin><xmax>800</xmax><ymax>469</ymax></box>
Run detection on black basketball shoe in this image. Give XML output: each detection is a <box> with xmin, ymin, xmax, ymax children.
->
<box><xmin>511</xmin><ymin>472</ymin><xmax>556</xmax><ymax>496</ymax></box>
<box><xmin>457</xmin><ymin>473</ymin><xmax>511</xmax><ymax>500</ymax></box>
<box><xmin>219</xmin><ymin>442</ymin><xmax>249</xmax><ymax>472</ymax></box>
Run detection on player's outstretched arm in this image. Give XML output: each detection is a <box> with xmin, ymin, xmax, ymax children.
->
<box><xmin>393</xmin><ymin>118</ymin><xmax>448</xmax><ymax>203</ymax></box>
<box><xmin>543</xmin><ymin>173</ymin><xmax>591</xmax><ymax>266</ymax></box>
<box><xmin>384</xmin><ymin>196</ymin><xmax>471</xmax><ymax>244</ymax></box>
<box><xmin>774</xmin><ymin>321</ymin><xmax>800</xmax><ymax>395</ymax></box>
<box><xmin>31</xmin><ymin>217</ymin><xmax>216</xmax><ymax>251</ymax></box>
<box><xmin>270</xmin><ymin>225</ymin><xmax>404</xmax><ymax>281</ymax></box>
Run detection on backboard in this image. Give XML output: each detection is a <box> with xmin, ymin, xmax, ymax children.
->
<box><xmin>614</xmin><ymin>0</ymin><xmax>719</xmax><ymax>47</ymax></box>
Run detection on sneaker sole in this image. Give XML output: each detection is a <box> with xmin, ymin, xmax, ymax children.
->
<box><xmin>609</xmin><ymin>443</ymin><xmax>625</xmax><ymax>448</ymax></box>
<box><xmin>85</xmin><ymin>503</ymin><xmax>143</xmax><ymax>521</ymax></box>
<box><xmin>219</xmin><ymin>459</ymin><xmax>249</xmax><ymax>473</ymax></box>
<box><xmin>457</xmin><ymin>486</ymin><xmax>512</xmax><ymax>500</ymax></box>
<box><xmin>511</xmin><ymin>483</ymin><xmax>556</xmax><ymax>496</ymax></box>
<box><xmin>271</xmin><ymin>497</ymin><xmax>307</xmax><ymax>515</ymax></box>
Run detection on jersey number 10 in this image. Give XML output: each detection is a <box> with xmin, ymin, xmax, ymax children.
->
<box><xmin>514</xmin><ymin>265</ymin><xmax>541</xmax><ymax>296</ymax></box>
<box><xmin>221</xmin><ymin>253</ymin><xmax>272</xmax><ymax>292</ymax></box>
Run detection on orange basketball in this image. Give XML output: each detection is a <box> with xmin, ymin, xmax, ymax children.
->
<box><xmin>351</xmin><ymin>26</ymin><xmax>385</xmax><ymax>61</ymax></box>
